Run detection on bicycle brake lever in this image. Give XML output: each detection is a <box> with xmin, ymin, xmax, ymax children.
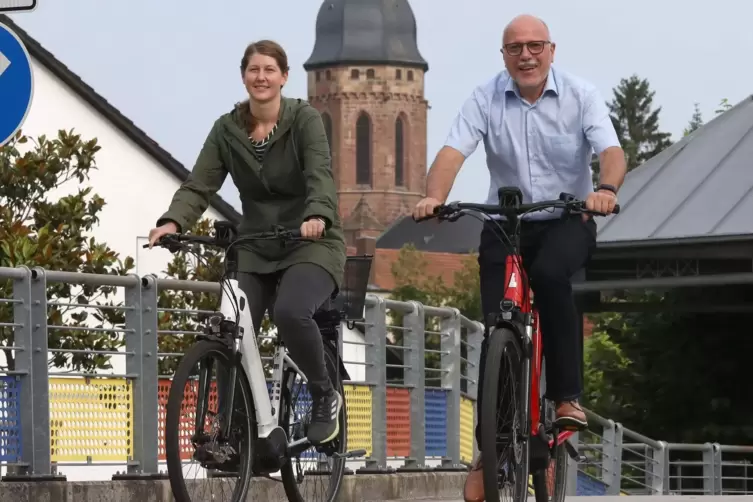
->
<box><xmin>446</xmin><ymin>211</ymin><xmax>464</xmax><ymax>222</ymax></box>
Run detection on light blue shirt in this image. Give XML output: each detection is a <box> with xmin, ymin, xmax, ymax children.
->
<box><xmin>444</xmin><ymin>66</ymin><xmax>621</xmax><ymax>220</ymax></box>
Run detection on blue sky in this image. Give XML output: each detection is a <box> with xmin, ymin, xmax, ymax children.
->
<box><xmin>7</xmin><ymin>0</ymin><xmax>752</xmax><ymax>210</ymax></box>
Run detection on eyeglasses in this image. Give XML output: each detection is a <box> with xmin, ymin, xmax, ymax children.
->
<box><xmin>501</xmin><ymin>41</ymin><xmax>551</xmax><ymax>56</ymax></box>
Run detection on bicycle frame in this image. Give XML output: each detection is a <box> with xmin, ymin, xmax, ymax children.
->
<box><xmin>502</xmin><ymin>254</ymin><xmax>575</xmax><ymax>449</ymax></box>
<box><xmin>217</xmin><ymin>276</ymin><xmax>301</xmax><ymax>441</ymax></box>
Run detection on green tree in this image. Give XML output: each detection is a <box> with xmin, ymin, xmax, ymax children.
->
<box><xmin>592</xmin><ymin>74</ymin><xmax>673</xmax><ymax>185</ymax></box>
<box><xmin>715</xmin><ymin>98</ymin><xmax>733</xmax><ymax>115</ymax></box>
<box><xmin>389</xmin><ymin>243</ymin><xmax>481</xmax><ymax>322</ymax></box>
<box><xmin>155</xmin><ymin>217</ymin><xmax>276</xmax><ymax>377</ymax></box>
<box><xmin>387</xmin><ymin>244</ymin><xmax>481</xmax><ymax>385</ymax></box>
<box><xmin>585</xmin><ymin>286</ymin><xmax>753</xmax><ymax>445</ymax></box>
<box><xmin>0</xmin><ymin>129</ymin><xmax>134</xmax><ymax>372</ymax></box>
<box><xmin>683</xmin><ymin>102</ymin><xmax>704</xmax><ymax>136</ymax></box>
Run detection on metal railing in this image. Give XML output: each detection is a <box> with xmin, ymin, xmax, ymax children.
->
<box><xmin>0</xmin><ymin>265</ymin><xmax>750</xmax><ymax>496</ymax></box>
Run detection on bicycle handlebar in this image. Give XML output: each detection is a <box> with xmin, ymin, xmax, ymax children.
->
<box><xmin>413</xmin><ymin>193</ymin><xmax>620</xmax><ymax>223</ymax></box>
<box><xmin>143</xmin><ymin>227</ymin><xmax>303</xmax><ymax>251</ymax></box>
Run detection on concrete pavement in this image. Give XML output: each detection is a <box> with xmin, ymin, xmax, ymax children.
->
<box><xmin>2</xmin><ymin>475</ymin><xmax>751</xmax><ymax>501</ymax></box>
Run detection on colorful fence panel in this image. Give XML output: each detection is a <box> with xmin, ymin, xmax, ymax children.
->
<box><xmin>0</xmin><ymin>376</ymin><xmax>21</xmax><ymax>463</ymax></box>
<box><xmin>425</xmin><ymin>388</ymin><xmax>448</xmax><ymax>457</ymax></box>
<box><xmin>459</xmin><ymin>395</ymin><xmax>474</xmax><ymax>463</ymax></box>
<box><xmin>343</xmin><ymin>384</ymin><xmax>372</xmax><ymax>457</ymax></box>
<box><xmin>48</xmin><ymin>377</ymin><xmax>133</xmax><ymax>462</ymax></box>
<box><xmin>385</xmin><ymin>386</ymin><xmax>411</xmax><ymax>458</ymax></box>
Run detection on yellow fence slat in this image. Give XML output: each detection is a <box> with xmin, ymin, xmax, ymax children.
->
<box><xmin>459</xmin><ymin>396</ymin><xmax>474</xmax><ymax>463</ymax></box>
<box><xmin>344</xmin><ymin>384</ymin><xmax>372</xmax><ymax>457</ymax></box>
<box><xmin>49</xmin><ymin>377</ymin><xmax>133</xmax><ymax>462</ymax></box>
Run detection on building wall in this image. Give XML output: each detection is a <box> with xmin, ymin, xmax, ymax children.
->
<box><xmin>16</xmin><ymin>58</ymin><xmax>229</xmax><ymax>279</ymax></box>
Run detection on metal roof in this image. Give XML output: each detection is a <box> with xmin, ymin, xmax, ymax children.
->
<box><xmin>303</xmin><ymin>0</ymin><xmax>428</xmax><ymax>71</ymax></box>
<box><xmin>597</xmin><ymin>95</ymin><xmax>753</xmax><ymax>244</ymax></box>
<box><xmin>377</xmin><ymin>214</ymin><xmax>482</xmax><ymax>253</ymax></box>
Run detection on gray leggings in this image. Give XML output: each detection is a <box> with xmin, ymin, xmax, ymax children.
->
<box><xmin>217</xmin><ymin>263</ymin><xmax>336</xmax><ymax>410</ymax></box>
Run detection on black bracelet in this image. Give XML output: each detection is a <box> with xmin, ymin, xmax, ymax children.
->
<box><xmin>597</xmin><ymin>183</ymin><xmax>617</xmax><ymax>195</ymax></box>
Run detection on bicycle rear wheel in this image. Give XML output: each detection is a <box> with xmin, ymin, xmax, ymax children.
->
<box><xmin>165</xmin><ymin>339</ymin><xmax>257</xmax><ymax>502</ymax></box>
<box><xmin>531</xmin><ymin>400</ymin><xmax>568</xmax><ymax>502</ymax></box>
<box><xmin>481</xmin><ymin>327</ymin><xmax>530</xmax><ymax>502</ymax></box>
<box><xmin>280</xmin><ymin>340</ymin><xmax>347</xmax><ymax>502</ymax></box>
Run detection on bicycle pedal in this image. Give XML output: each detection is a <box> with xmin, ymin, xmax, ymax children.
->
<box><xmin>333</xmin><ymin>449</ymin><xmax>367</xmax><ymax>459</ymax></box>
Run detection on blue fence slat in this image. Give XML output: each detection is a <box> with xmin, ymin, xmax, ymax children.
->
<box><xmin>267</xmin><ymin>380</ymin><xmax>315</xmax><ymax>460</ymax></box>
<box><xmin>424</xmin><ymin>388</ymin><xmax>447</xmax><ymax>457</ymax></box>
<box><xmin>0</xmin><ymin>376</ymin><xmax>22</xmax><ymax>463</ymax></box>
<box><xmin>577</xmin><ymin>471</ymin><xmax>609</xmax><ymax>495</ymax></box>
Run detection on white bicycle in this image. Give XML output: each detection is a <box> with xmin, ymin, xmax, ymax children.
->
<box><xmin>147</xmin><ymin>221</ymin><xmax>371</xmax><ymax>502</ymax></box>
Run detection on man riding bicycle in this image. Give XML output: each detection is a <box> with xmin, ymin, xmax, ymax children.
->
<box><xmin>412</xmin><ymin>14</ymin><xmax>627</xmax><ymax>502</ymax></box>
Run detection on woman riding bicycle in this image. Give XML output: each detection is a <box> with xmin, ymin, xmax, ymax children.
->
<box><xmin>147</xmin><ymin>39</ymin><xmax>347</xmax><ymax>446</ymax></box>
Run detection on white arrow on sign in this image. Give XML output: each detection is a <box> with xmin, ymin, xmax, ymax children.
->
<box><xmin>0</xmin><ymin>50</ymin><xmax>10</xmax><ymax>77</ymax></box>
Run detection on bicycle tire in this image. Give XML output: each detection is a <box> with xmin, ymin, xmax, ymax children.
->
<box><xmin>481</xmin><ymin>327</ymin><xmax>530</xmax><ymax>502</ymax></box>
<box><xmin>165</xmin><ymin>339</ymin><xmax>257</xmax><ymax>502</ymax></box>
<box><xmin>281</xmin><ymin>340</ymin><xmax>347</xmax><ymax>502</ymax></box>
<box><xmin>531</xmin><ymin>406</ymin><xmax>568</xmax><ymax>502</ymax></box>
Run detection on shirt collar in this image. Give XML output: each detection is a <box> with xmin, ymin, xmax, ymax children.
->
<box><xmin>504</xmin><ymin>67</ymin><xmax>559</xmax><ymax>100</ymax></box>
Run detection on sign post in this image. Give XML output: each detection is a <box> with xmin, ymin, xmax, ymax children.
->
<box><xmin>0</xmin><ymin>1</ymin><xmax>37</xmax><ymax>13</ymax></box>
<box><xmin>0</xmin><ymin>20</ymin><xmax>33</xmax><ymax>147</ymax></box>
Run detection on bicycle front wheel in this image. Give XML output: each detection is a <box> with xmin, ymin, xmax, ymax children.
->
<box><xmin>481</xmin><ymin>327</ymin><xmax>530</xmax><ymax>502</ymax></box>
<box><xmin>165</xmin><ymin>339</ymin><xmax>257</xmax><ymax>502</ymax></box>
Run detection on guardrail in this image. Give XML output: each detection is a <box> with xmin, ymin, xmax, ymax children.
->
<box><xmin>0</xmin><ymin>266</ymin><xmax>483</xmax><ymax>481</ymax></box>
<box><xmin>0</xmin><ymin>265</ymin><xmax>750</xmax><ymax>496</ymax></box>
<box><xmin>571</xmin><ymin>411</ymin><xmax>753</xmax><ymax>495</ymax></box>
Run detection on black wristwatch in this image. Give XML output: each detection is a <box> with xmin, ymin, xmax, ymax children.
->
<box><xmin>597</xmin><ymin>183</ymin><xmax>617</xmax><ymax>195</ymax></box>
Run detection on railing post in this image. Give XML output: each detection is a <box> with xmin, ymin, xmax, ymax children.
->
<box><xmin>438</xmin><ymin>308</ymin><xmax>464</xmax><ymax>470</ymax></box>
<box><xmin>466</xmin><ymin>320</ymin><xmax>483</xmax><ymax>462</ymax></box>
<box><xmin>702</xmin><ymin>442</ymin><xmax>721</xmax><ymax>494</ymax></box>
<box><xmin>357</xmin><ymin>296</ymin><xmax>391</xmax><ymax>473</ymax></box>
<box><xmin>9</xmin><ymin>266</ymin><xmax>33</xmax><ymax>478</ymax></box>
<box><xmin>650</xmin><ymin>440</ymin><xmax>668</xmax><ymax>494</ymax></box>
<box><xmin>3</xmin><ymin>266</ymin><xmax>55</xmax><ymax>480</ymax></box>
<box><xmin>602</xmin><ymin>420</ymin><xmax>623</xmax><ymax>494</ymax></box>
<box><xmin>28</xmin><ymin>268</ymin><xmax>55</xmax><ymax>479</ymax></box>
<box><xmin>398</xmin><ymin>301</ymin><xmax>425</xmax><ymax>471</ymax></box>
<box><xmin>140</xmin><ymin>275</ymin><xmax>160</xmax><ymax>475</ymax></box>
<box><xmin>113</xmin><ymin>274</ymin><xmax>158</xmax><ymax>478</ymax></box>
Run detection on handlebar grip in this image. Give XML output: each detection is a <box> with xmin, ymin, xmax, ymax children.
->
<box><xmin>613</xmin><ymin>204</ymin><xmax>621</xmax><ymax>215</ymax></box>
<box><xmin>413</xmin><ymin>214</ymin><xmax>435</xmax><ymax>223</ymax></box>
<box><xmin>412</xmin><ymin>204</ymin><xmax>444</xmax><ymax>223</ymax></box>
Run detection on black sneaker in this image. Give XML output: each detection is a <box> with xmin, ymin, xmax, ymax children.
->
<box><xmin>307</xmin><ymin>390</ymin><xmax>342</xmax><ymax>445</ymax></box>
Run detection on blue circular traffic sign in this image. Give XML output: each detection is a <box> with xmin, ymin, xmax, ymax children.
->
<box><xmin>0</xmin><ymin>21</ymin><xmax>33</xmax><ymax>147</ymax></box>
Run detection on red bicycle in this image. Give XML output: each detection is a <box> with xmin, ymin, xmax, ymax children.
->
<box><xmin>416</xmin><ymin>186</ymin><xmax>619</xmax><ymax>502</ymax></box>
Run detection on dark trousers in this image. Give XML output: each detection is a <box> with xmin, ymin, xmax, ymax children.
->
<box><xmin>474</xmin><ymin>215</ymin><xmax>596</xmax><ymax>447</ymax></box>
<box><xmin>217</xmin><ymin>263</ymin><xmax>336</xmax><ymax>412</ymax></box>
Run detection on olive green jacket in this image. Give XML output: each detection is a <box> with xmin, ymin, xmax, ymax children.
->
<box><xmin>157</xmin><ymin>97</ymin><xmax>346</xmax><ymax>289</ymax></box>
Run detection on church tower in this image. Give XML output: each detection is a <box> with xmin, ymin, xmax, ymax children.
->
<box><xmin>303</xmin><ymin>0</ymin><xmax>429</xmax><ymax>247</ymax></box>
